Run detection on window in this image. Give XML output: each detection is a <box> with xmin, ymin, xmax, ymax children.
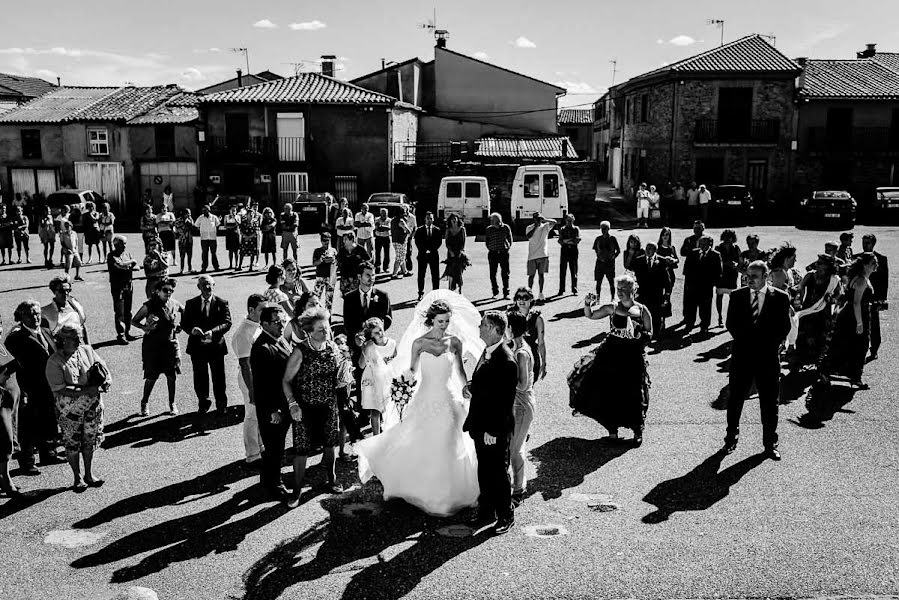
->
<box><xmin>21</xmin><ymin>129</ymin><xmax>41</xmax><ymax>159</ymax></box>
<box><xmin>640</xmin><ymin>94</ymin><xmax>649</xmax><ymax>122</ymax></box>
<box><xmin>155</xmin><ymin>125</ymin><xmax>175</xmax><ymax>159</ymax></box>
<box><xmin>543</xmin><ymin>174</ymin><xmax>559</xmax><ymax>198</ymax></box>
<box><xmin>277</xmin><ymin>172</ymin><xmax>309</xmax><ymax>205</ymax></box>
<box><xmin>446</xmin><ymin>182</ymin><xmax>462</xmax><ymax>198</ymax></box>
<box><xmin>523</xmin><ymin>174</ymin><xmax>540</xmax><ymax>198</ymax></box>
<box><xmin>464</xmin><ymin>182</ymin><xmax>481</xmax><ymax>198</ymax></box>
<box><xmin>88</xmin><ymin>128</ymin><xmax>109</xmax><ymax>155</ymax></box>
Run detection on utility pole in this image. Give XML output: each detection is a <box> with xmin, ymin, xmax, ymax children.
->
<box><xmin>706</xmin><ymin>19</ymin><xmax>725</xmax><ymax>46</ymax></box>
<box><xmin>230</xmin><ymin>47</ymin><xmax>250</xmax><ymax>74</ymax></box>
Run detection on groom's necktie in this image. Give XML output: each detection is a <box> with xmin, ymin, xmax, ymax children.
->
<box><xmin>475</xmin><ymin>349</ymin><xmax>487</xmax><ymax>372</ymax></box>
<box><xmin>751</xmin><ymin>290</ymin><xmax>760</xmax><ymax>322</ymax></box>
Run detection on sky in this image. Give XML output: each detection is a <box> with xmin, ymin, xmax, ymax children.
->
<box><xmin>3</xmin><ymin>0</ymin><xmax>898</xmax><ymax>109</ymax></box>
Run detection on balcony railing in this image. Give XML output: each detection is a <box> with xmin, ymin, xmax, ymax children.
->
<box><xmin>805</xmin><ymin>127</ymin><xmax>899</xmax><ymax>154</ymax></box>
<box><xmin>205</xmin><ymin>136</ymin><xmax>306</xmax><ymax>162</ymax></box>
<box><xmin>694</xmin><ymin>119</ymin><xmax>781</xmax><ymax>144</ymax></box>
<box><xmin>393</xmin><ymin>141</ymin><xmax>470</xmax><ymax>164</ymax></box>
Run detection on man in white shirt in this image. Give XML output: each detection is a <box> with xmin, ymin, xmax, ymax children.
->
<box><xmin>193</xmin><ymin>204</ymin><xmax>221</xmax><ymax>272</ymax></box>
<box><xmin>354</xmin><ymin>203</ymin><xmax>375</xmax><ymax>256</ymax></box>
<box><xmin>698</xmin><ymin>184</ymin><xmax>712</xmax><ymax>224</ymax></box>
<box><xmin>525</xmin><ymin>212</ymin><xmax>556</xmax><ymax>301</ymax></box>
<box><xmin>231</xmin><ymin>293</ymin><xmax>265</xmax><ymax>466</ymax></box>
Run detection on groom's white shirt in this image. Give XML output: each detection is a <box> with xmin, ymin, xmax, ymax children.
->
<box><xmin>476</xmin><ymin>339</ymin><xmax>504</xmax><ymax>372</ymax></box>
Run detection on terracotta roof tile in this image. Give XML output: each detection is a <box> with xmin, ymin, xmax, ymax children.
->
<box><xmin>0</xmin><ymin>73</ymin><xmax>56</xmax><ymax>99</ymax></box>
<box><xmin>800</xmin><ymin>58</ymin><xmax>899</xmax><ymax>99</ymax></box>
<box><xmin>873</xmin><ymin>53</ymin><xmax>899</xmax><ymax>74</ymax></box>
<box><xmin>200</xmin><ymin>72</ymin><xmax>394</xmax><ymax>104</ymax></box>
<box><xmin>0</xmin><ymin>85</ymin><xmax>185</xmax><ymax>123</ymax></box>
<box><xmin>476</xmin><ymin>136</ymin><xmax>578</xmax><ymax>159</ymax></box>
<box><xmin>128</xmin><ymin>92</ymin><xmax>200</xmax><ymax>124</ymax></box>
<box><xmin>558</xmin><ymin>108</ymin><xmax>594</xmax><ymax>125</ymax></box>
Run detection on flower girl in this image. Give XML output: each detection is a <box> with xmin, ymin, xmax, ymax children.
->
<box><xmin>358</xmin><ymin>317</ymin><xmax>397</xmax><ymax>436</ymax></box>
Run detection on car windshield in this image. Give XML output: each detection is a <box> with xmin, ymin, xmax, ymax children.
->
<box><xmin>879</xmin><ymin>190</ymin><xmax>899</xmax><ymax>199</ymax></box>
<box><xmin>717</xmin><ymin>187</ymin><xmax>746</xmax><ymax>199</ymax></box>
<box><xmin>368</xmin><ymin>194</ymin><xmax>401</xmax><ymax>203</ymax></box>
<box><xmin>46</xmin><ymin>193</ymin><xmax>76</xmax><ymax>206</ymax></box>
<box><xmin>813</xmin><ymin>191</ymin><xmax>851</xmax><ymax>200</ymax></box>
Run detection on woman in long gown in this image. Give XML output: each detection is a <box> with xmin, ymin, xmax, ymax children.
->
<box><xmin>355</xmin><ymin>290</ymin><xmax>484</xmax><ymax>517</ymax></box>
<box><xmin>787</xmin><ymin>254</ymin><xmax>841</xmax><ymax>370</ymax></box>
<box><xmin>442</xmin><ymin>214</ymin><xmax>470</xmax><ymax>293</ymax></box>
<box><xmin>569</xmin><ymin>273</ymin><xmax>652</xmax><ymax>445</ymax></box>
<box><xmin>655</xmin><ymin>228</ymin><xmax>678</xmax><ymax>330</ymax></box>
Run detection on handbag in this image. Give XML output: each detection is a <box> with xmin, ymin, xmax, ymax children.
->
<box><xmin>86</xmin><ymin>361</ymin><xmax>111</xmax><ymax>391</ymax></box>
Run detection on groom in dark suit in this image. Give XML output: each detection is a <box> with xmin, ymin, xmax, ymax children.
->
<box><xmin>463</xmin><ymin>310</ymin><xmax>519</xmax><ymax>534</ymax></box>
<box><xmin>724</xmin><ymin>260</ymin><xmax>791</xmax><ymax>460</ymax></box>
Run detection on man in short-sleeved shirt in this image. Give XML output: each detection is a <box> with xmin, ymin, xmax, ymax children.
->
<box><xmin>232</xmin><ymin>294</ymin><xmax>264</xmax><ymax>464</ymax></box>
<box><xmin>592</xmin><ymin>220</ymin><xmax>620</xmax><ymax>301</ymax></box>
<box><xmin>280</xmin><ymin>204</ymin><xmax>299</xmax><ymax>262</ymax></box>
<box><xmin>525</xmin><ymin>212</ymin><xmax>555</xmax><ymax>301</ymax></box>
<box><xmin>354</xmin><ymin>203</ymin><xmax>375</xmax><ymax>256</ymax></box>
<box><xmin>193</xmin><ymin>205</ymin><xmax>220</xmax><ymax>272</ymax></box>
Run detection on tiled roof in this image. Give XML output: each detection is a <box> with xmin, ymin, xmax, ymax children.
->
<box><xmin>800</xmin><ymin>59</ymin><xmax>899</xmax><ymax>99</ymax></box>
<box><xmin>128</xmin><ymin>92</ymin><xmax>199</xmax><ymax>124</ymax></box>
<box><xmin>0</xmin><ymin>85</ymin><xmax>185</xmax><ymax>123</ymax></box>
<box><xmin>0</xmin><ymin>73</ymin><xmax>56</xmax><ymax>99</ymax></box>
<box><xmin>476</xmin><ymin>136</ymin><xmax>578</xmax><ymax>159</ymax></box>
<box><xmin>558</xmin><ymin>108</ymin><xmax>594</xmax><ymax>125</ymax></box>
<box><xmin>633</xmin><ymin>35</ymin><xmax>800</xmax><ymax>84</ymax></box>
<box><xmin>200</xmin><ymin>72</ymin><xmax>394</xmax><ymax>104</ymax></box>
<box><xmin>873</xmin><ymin>52</ymin><xmax>899</xmax><ymax>74</ymax></box>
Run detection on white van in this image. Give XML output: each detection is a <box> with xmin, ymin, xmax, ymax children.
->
<box><xmin>437</xmin><ymin>176</ymin><xmax>490</xmax><ymax>227</ymax></box>
<box><xmin>511</xmin><ymin>165</ymin><xmax>569</xmax><ymax>223</ymax></box>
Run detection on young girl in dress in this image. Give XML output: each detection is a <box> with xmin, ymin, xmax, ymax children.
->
<box><xmin>358</xmin><ymin>317</ymin><xmax>397</xmax><ymax>436</ymax></box>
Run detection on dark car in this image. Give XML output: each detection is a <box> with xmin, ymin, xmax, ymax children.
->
<box><xmin>874</xmin><ymin>187</ymin><xmax>899</xmax><ymax>220</ymax></box>
<box><xmin>366</xmin><ymin>192</ymin><xmax>412</xmax><ymax>220</ymax></box>
<box><xmin>710</xmin><ymin>185</ymin><xmax>754</xmax><ymax>223</ymax></box>
<box><xmin>292</xmin><ymin>192</ymin><xmax>335</xmax><ymax>232</ymax></box>
<box><xmin>799</xmin><ymin>190</ymin><xmax>856</xmax><ymax>228</ymax></box>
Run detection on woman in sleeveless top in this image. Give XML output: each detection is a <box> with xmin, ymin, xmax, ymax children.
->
<box><xmin>442</xmin><ymin>214</ymin><xmax>470</xmax><ymax>293</ymax></box>
<box><xmin>569</xmin><ymin>273</ymin><xmax>652</xmax><ymax>445</ymax></box>
<box><xmin>507</xmin><ymin>312</ymin><xmax>535</xmax><ymax>506</ymax></box>
<box><xmin>788</xmin><ymin>254</ymin><xmax>841</xmax><ymax>370</ymax></box>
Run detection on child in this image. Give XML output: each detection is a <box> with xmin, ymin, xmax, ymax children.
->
<box><xmin>38</xmin><ymin>207</ymin><xmax>56</xmax><ymax>268</ymax></box>
<box><xmin>11</xmin><ymin>206</ymin><xmax>30</xmax><ymax>264</ymax></box>
<box><xmin>59</xmin><ymin>220</ymin><xmax>83</xmax><ymax>281</ymax></box>
<box><xmin>334</xmin><ymin>333</ymin><xmax>363</xmax><ymax>458</ymax></box>
<box><xmin>358</xmin><ymin>317</ymin><xmax>397</xmax><ymax>436</ymax></box>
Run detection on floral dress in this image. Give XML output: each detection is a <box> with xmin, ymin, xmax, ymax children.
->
<box><xmin>45</xmin><ymin>344</ymin><xmax>108</xmax><ymax>452</ymax></box>
<box><xmin>174</xmin><ymin>217</ymin><xmax>194</xmax><ymax>255</ymax></box>
<box><xmin>291</xmin><ymin>339</ymin><xmax>342</xmax><ymax>454</ymax></box>
<box><xmin>240</xmin><ymin>212</ymin><xmax>261</xmax><ymax>257</ymax></box>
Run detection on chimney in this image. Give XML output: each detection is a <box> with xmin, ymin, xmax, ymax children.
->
<box><xmin>321</xmin><ymin>55</ymin><xmax>336</xmax><ymax>78</ymax></box>
<box><xmin>56</xmin><ymin>76</ymin><xmax>61</xmax><ymax>87</ymax></box>
<box><xmin>236</xmin><ymin>69</ymin><xmax>243</xmax><ymax>87</ymax></box>
<box><xmin>795</xmin><ymin>57</ymin><xmax>808</xmax><ymax>91</ymax></box>
<box><xmin>856</xmin><ymin>43</ymin><xmax>877</xmax><ymax>58</ymax></box>
<box><xmin>435</xmin><ymin>30</ymin><xmax>449</xmax><ymax>49</ymax></box>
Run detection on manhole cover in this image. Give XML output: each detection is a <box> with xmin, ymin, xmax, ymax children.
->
<box><xmin>340</xmin><ymin>502</ymin><xmax>383</xmax><ymax>518</ymax></box>
<box><xmin>45</xmin><ymin>529</ymin><xmax>108</xmax><ymax>548</ymax></box>
<box><xmin>436</xmin><ymin>524</ymin><xmax>473</xmax><ymax>538</ymax></box>
<box><xmin>522</xmin><ymin>524</ymin><xmax>569</xmax><ymax>538</ymax></box>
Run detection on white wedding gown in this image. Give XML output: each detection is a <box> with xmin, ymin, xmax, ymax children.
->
<box><xmin>355</xmin><ymin>350</ymin><xmax>480</xmax><ymax>516</ymax></box>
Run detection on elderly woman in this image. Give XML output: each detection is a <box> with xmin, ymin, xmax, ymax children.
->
<box><xmin>264</xmin><ymin>264</ymin><xmax>294</xmax><ymax>318</ymax></box>
<box><xmin>42</xmin><ymin>275</ymin><xmax>89</xmax><ymax>344</ymax></box>
<box><xmin>0</xmin><ymin>315</ymin><xmax>22</xmax><ymax>496</ymax></box>
<box><xmin>45</xmin><ymin>325</ymin><xmax>110</xmax><ymax>492</ymax></box>
<box><xmin>283</xmin><ymin>291</ymin><xmax>325</xmax><ymax>347</ymax></box>
<box><xmin>507</xmin><ymin>286</ymin><xmax>547</xmax><ymax>380</ymax></box>
<box><xmin>139</xmin><ymin>204</ymin><xmax>158</xmax><ymax>253</ymax></box>
<box><xmin>569</xmin><ymin>274</ymin><xmax>653</xmax><ymax>445</ymax></box>
<box><xmin>132</xmin><ymin>277</ymin><xmax>183</xmax><ymax>416</ymax></box>
<box><xmin>282</xmin><ymin>307</ymin><xmax>349</xmax><ymax>505</ymax></box>
<box><xmin>238</xmin><ymin>203</ymin><xmax>262</xmax><ymax>271</ymax></box>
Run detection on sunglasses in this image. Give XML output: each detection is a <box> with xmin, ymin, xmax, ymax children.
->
<box><xmin>514</xmin><ymin>295</ymin><xmax>532</xmax><ymax>301</ymax></box>
<box><xmin>60</xmin><ymin>288</ymin><xmax>73</xmax><ymax>293</ymax></box>
<box><xmin>160</xmin><ymin>288</ymin><xmax>175</xmax><ymax>294</ymax></box>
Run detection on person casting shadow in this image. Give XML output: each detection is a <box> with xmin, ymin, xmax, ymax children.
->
<box><xmin>524</xmin><ymin>436</ymin><xmax>631</xmax><ymax>501</ymax></box>
<box><xmin>642</xmin><ymin>450</ymin><xmax>765</xmax><ymax>524</ymax></box>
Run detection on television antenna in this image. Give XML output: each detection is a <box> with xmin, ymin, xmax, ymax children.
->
<box><xmin>282</xmin><ymin>62</ymin><xmax>305</xmax><ymax>76</ymax></box>
<box><xmin>706</xmin><ymin>19</ymin><xmax>725</xmax><ymax>46</ymax></box>
<box><xmin>758</xmin><ymin>32</ymin><xmax>777</xmax><ymax>47</ymax></box>
<box><xmin>610</xmin><ymin>58</ymin><xmax>618</xmax><ymax>85</ymax></box>
<box><xmin>229</xmin><ymin>47</ymin><xmax>250</xmax><ymax>73</ymax></box>
<box><xmin>418</xmin><ymin>8</ymin><xmax>437</xmax><ymax>34</ymax></box>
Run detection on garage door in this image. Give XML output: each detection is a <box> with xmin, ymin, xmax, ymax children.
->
<box><xmin>74</xmin><ymin>162</ymin><xmax>125</xmax><ymax>209</ymax></box>
<box><xmin>140</xmin><ymin>162</ymin><xmax>198</xmax><ymax>211</ymax></box>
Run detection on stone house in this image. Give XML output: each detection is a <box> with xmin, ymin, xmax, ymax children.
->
<box><xmin>558</xmin><ymin>108</ymin><xmax>594</xmax><ymax>160</ymax></box>
<box><xmin>198</xmin><ymin>60</ymin><xmax>419</xmax><ymax>208</ymax></box>
<box><xmin>0</xmin><ymin>85</ymin><xmax>199</xmax><ymax>212</ymax></box>
<box><xmin>794</xmin><ymin>44</ymin><xmax>899</xmax><ymax>209</ymax></box>
<box><xmin>604</xmin><ymin>35</ymin><xmax>800</xmax><ymax>204</ymax></box>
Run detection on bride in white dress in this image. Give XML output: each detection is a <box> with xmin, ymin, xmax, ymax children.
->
<box><xmin>355</xmin><ymin>290</ymin><xmax>484</xmax><ymax>516</ymax></box>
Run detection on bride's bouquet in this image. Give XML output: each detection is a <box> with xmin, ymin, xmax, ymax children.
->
<box><xmin>390</xmin><ymin>374</ymin><xmax>416</xmax><ymax>422</ymax></box>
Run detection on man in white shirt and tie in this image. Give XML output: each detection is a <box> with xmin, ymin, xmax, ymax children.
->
<box><xmin>723</xmin><ymin>260</ymin><xmax>791</xmax><ymax>460</ymax></box>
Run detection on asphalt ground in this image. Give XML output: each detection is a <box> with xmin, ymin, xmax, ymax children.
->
<box><xmin>0</xmin><ymin>224</ymin><xmax>897</xmax><ymax>600</ymax></box>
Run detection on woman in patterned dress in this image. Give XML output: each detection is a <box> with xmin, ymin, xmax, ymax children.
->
<box><xmin>238</xmin><ymin>204</ymin><xmax>262</xmax><ymax>271</ymax></box>
<box><xmin>174</xmin><ymin>208</ymin><xmax>195</xmax><ymax>274</ymax></box>
<box><xmin>282</xmin><ymin>307</ymin><xmax>350</xmax><ymax>505</ymax></box>
<box><xmin>223</xmin><ymin>204</ymin><xmax>241</xmax><ymax>269</ymax></box>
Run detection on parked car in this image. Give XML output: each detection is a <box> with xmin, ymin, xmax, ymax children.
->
<box><xmin>43</xmin><ymin>189</ymin><xmax>104</xmax><ymax>217</ymax></box>
<box><xmin>292</xmin><ymin>192</ymin><xmax>335</xmax><ymax>232</ymax></box>
<box><xmin>366</xmin><ymin>192</ymin><xmax>412</xmax><ymax>220</ymax></box>
<box><xmin>437</xmin><ymin>176</ymin><xmax>490</xmax><ymax>228</ymax></box>
<box><xmin>799</xmin><ymin>190</ymin><xmax>856</xmax><ymax>228</ymax></box>
<box><xmin>874</xmin><ymin>187</ymin><xmax>899</xmax><ymax>220</ymax></box>
<box><xmin>710</xmin><ymin>184</ymin><xmax>754</xmax><ymax>223</ymax></box>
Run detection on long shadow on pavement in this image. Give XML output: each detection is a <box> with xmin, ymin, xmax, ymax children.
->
<box><xmin>641</xmin><ymin>451</ymin><xmax>766</xmax><ymax>524</ymax></box>
<box><xmin>0</xmin><ymin>486</ymin><xmax>68</xmax><ymax>520</ymax></box>
<box><xmin>101</xmin><ymin>406</ymin><xmax>244</xmax><ymax>450</ymax></box>
<box><xmin>525</xmin><ymin>436</ymin><xmax>631</xmax><ymax>501</ymax></box>
<box><xmin>71</xmin><ymin>459</ymin><xmax>256</xmax><ymax>529</ymax></box>
<box><xmin>791</xmin><ymin>381</ymin><xmax>858</xmax><ymax>429</ymax></box>
<box><xmin>240</xmin><ymin>491</ymin><xmax>490</xmax><ymax>600</ymax></box>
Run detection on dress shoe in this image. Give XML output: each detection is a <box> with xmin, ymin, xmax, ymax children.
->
<box><xmin>116</xmin><ymin>335</ymin><xmax>129</xmax><ymax>345</ymax></box>
<box><xmin>285</xmin><ymin>493</ymin><xmax>301</xmax><ymax>509</ymax></box>
<box><xmin>243</xmin><ymin>459</ymin><xmax>262</xmax><ymax>470</ymax></box>
<box><xmin>468</xmin><ymin>511</ymin><xmax>496</xmax><ymax>527</ymax></box>
<box><xmin>264</xmin><ymin>484</ymin><xmax>290</xmax><ymax>501</ymax></box>
<box><xmin>20</xmin><ymin>466</ymin><xmax>41</xmax><ymax>476</ymax></box>
<box><xmin>84</xmin><ymin>477</ymin><xmax>105</xmax><ymax>488</ymax></box>
<box><xmin>322</xmin><ymin>481</ymin><xmax>344</xmax><ymax>495</ymax></box>
<box><xmin>125</xmin><ymin>333</ymin><xmax>141</xmax><ymax>341</ymax></box>
<box><xmin>72</xmin><ymin>481</ymin><xmax>88</xmax><ymax>493</ymax></box>
<box><xmin>493</xmin><ymin>517</ymin><xmax>515</xmax><ymax>535</ymax></box>
<box><xmin>765</xmin><ymin>448</ymin><xmax>781</xmax><ymax>461</ymax></box>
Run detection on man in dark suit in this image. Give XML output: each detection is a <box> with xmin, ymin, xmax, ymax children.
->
<box><xmin>682</xmin><ymin>235</ymin><xmax>722</xmax><ymax>332</ymax></box>
<box><xmin>724</xmin><ymin>260</ymin><xmax>791</xmax><ymax>460</ymax></box>
<box><xmin>679</xmin><ymin>220</ymin><xmax>706</xmax><ymax>320</ymax></box>
<box><xmin>463</xmin><ymin>311</ymin><xmax>519</xmax><ymax>535</ymax></box>
<box><xmin>5</xmin><ymin>300</ymin><xmax>60</xmax><ymax>472</ymax></box>
<box><xmin>632</xmin><ymin>242</ymin><xmax>671</xmax><ymax>338</ymax></box>
<box><xmin>250</xmin><ymin>306</ymin><xmax>292</xmax><ymax>501</ymax></box>
<box><xmin>414</xmin><ymin>211</ymin><xmax>442</xmax><ymax>301</ymax></box>
<box><xmin>181</xmin><ymin>275</ymin><xmax>232</xmax><ymax>415</ymax></box>
<box><xmin>342</xmin><ymin>261</ymin><xmax>393</xmax><ymax>355</ymax></box>
<box><xmin>860</xmin><ymin>234</ymin><xmax>888</xmax><ymax>360</ymax></box>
